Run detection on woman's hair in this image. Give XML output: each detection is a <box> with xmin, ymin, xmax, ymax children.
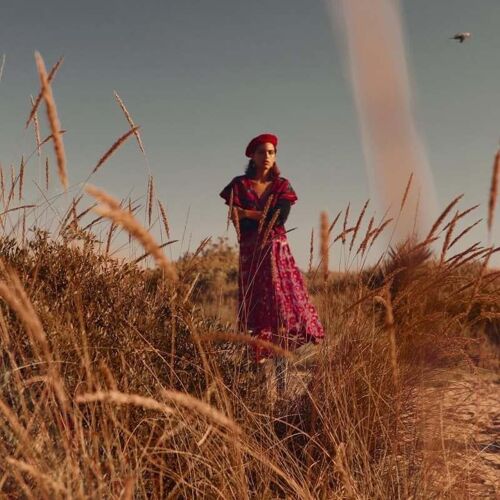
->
<box><xmin>244</xmin><ymin>159</ymin><xmax>281</xmax><ymax>179</ymax></box>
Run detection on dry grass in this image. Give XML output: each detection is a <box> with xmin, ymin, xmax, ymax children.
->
<box><xmin>0</xmin><ymin>55</ymin><xmax>498</xmax><ymax>499</ymax></box>
<box><xmin>25</xmin><ymin>55</ymin><xmax>64</xmax><ymax>129</ymax></box>
<box><xmin>308</xmin><ymin>227</ymin><xmax>314</xmax><ymax>273</ymax></box>
<box><xmin>92</xmin><ymin>125</ymin><xmax>141</xmax><ymax>175</ymax></box>
<box><xmin>113</xmin><ymin>90</ymin><xmax>146</xmax><ymax>154</ymax></box>
<box><xmin>320</xmin><ymin>210</ymin><xmax>329</xmax><ymax>282</ymax></box>
<box><xmin>158</xmin><ymin>199</ymin><xmax>171</xmax><ymax>240</ymax></box>
<box><xmin>85</xmin><ymin>184</ymin><xmax>177</xmax><ymax>282</ymax></box>
<box><xmin>0</xmin><ymin>186</ymin><xmax>498</xmax><ymax>497</ymax></box>
<box><xmin>487</xmin><ymin>148</ymin><xmax>499</xmax><ymax>238</ymax></box>
<box><xmin>29</xmin><ymin>95</ymin><xmax>42</xmax><ymax>157</ymax></box>
<box><xmin>34</xmin><ymin>52</ymin><xmax>68</xmax><ymax>190</ymax></box>
<box><xmin>147</xmin><ymin>175</ymin><xmax>154</xmax><ymax>227</ymax></box>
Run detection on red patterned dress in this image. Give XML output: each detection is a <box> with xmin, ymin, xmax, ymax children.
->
<box><xmin>219</xmin><ymin>175</ymin><xmax>324</xmax><ymax>361</ymax></box>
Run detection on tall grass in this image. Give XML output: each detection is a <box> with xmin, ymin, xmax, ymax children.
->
<box><xmin>0</xmin><ymin>53</ymin><xmax>498</xmax><ymax>498</ymax></box>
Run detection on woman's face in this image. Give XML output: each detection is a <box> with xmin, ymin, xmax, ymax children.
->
<box><xmin>251</xmin><ymin>142</ymin><xmax>276</xmax><ymax>172</ymax></box>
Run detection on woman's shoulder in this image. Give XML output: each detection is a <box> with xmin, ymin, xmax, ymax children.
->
<box><xmin>275</xmin><ymin>176</ymin><xmax>298</xmax><ymax>202</ymax></box>
<box><xmin>276</xmin><ymin>176</ymin><xmax>294</xmax><ymax>188</ymax></box>
<box><xmin>229</xmin><ymin>174</ymin><xmax>247</xmax><ymax>185</ymax></box>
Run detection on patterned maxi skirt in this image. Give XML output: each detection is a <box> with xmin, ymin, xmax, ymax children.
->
<box><xmin>237</xmin><ymin>226</ymin><xmax>324</xmax><ymax>361</ymax></box>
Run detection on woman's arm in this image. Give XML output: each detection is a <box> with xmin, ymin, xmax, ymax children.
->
<box><xmin>236</xmin><ymin>208</ymin><xmax>262</xmax><ymax>220</ymax></box>
<box><xmin>265</xmin><ymin>199</ymin><xmax>292</xmax><ymax>226</ymax></box>
<box><xmin>237</xmin><ymin>201</ymin><xmax>291</xmax><ymax>224</ymax></box>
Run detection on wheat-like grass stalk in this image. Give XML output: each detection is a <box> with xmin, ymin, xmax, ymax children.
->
<box><xmin>58</xmin><ymin>199</ymin><xmax>75</xmax><ymax>233</ymax></box>
<box><xmin>445</xmin><ymin>242</ymin><xmax>483</xmax><ymax>268</ymax></box>
<box><xmin>349</xmin><ymin>199</ymin><xmax>369</xmax><ymax>252</ymax></box>
<box><xmin>333</xmin><ymin>443</ymin><xmax>359</xmax><ymax>500</ymax></box>
<box><xmin>442</xmin><ymin>204</ymin><xmax>479</xmax><ymax>231</ymax></box>
<box><xmin>158</xmin><ymin>199</ymin><xmax>171</xmax><ymax>240</ymax></box>
<box><xmin>320</xmin><ymin>211</ymin><xmax>329</xmax><ymax>282</ymax></box>
<box><xmin>76</xmin><ymin>390</ymin><xmax>175</xmax><ymax>414</ymax></box>
<box><xmin>147</xmin><ymin>175</ymin><xmax>154</xmax><ymax>227</ymax></box>
<box><xmin>85</xmin><ymin>184</ymin><xmax>177</xmax><ymax>281</ymax></box>
<box><xmin>333</xmin><ymin>226</ymin><xmax>355</xmax><ymax>243</ymax></box>
<box><xmin>97</xmin><ymin>203</ymin><xmax>177</xmax><ymax>281</ymax></box>
<box><xmin>328</xmin><ymin>209</ymin><xmax>342</xmax><ymax>235</ymax></box>
<box><xmin>190</xmin><ymin>236</ymin><xmax>212</xmax><ymax>261</ymax></box>
<box><xmin>128</xmin><ymin>197</ymin><xmax>133</xmax><ymax>245</ymax></box>
<box><xmin>113</xmin><ymin>90</ymin><xmax>145</xmax><ymax>153</ymax></box>
<box><xmin>356</xmin><ymin>215</ymin><xmax>375</xmax><ymax>256</ymax></box>
<box><xmin>21</xmin><ymin>208</ymin><xmax>26</xmax><ymax>245</ymax></box>
<box><xmin>0</xmin><ymin>272</ymin><xmax>49</xmax><ymax>360</ymax></box>
<box><xmin>463</xmin><ymin>246</ymin><xmax>496</xmax><ymax>320</ymax></box>
<box><xmin>34</xmin><ymin>52</ymin><xmax>68</xmax><ymax>190</ymax></box>
<box><xmin>18</xmin><ymin>156</ymin><xmax>25</xmax><ymax>201</ymax></box>
<box><xmin>70</xmin><ymin>197</ymin><xmax>79</xmax><ymax>230</ymax></box>
<box><xmin>146</xmin><ymin>176</ymin><xmax>152</xmax><ymax>224</ymax></box>
<box><xmin>6</xmin><ymin>166</ymin><xmax>17</xmax><ymax>207</ymax></box>
<box><xmin>81</xmin><ymin>214</ymin><xmax>105</xmax><ymax>232</ymax></box>
<box><xmin>183</xmin><ymin>272</ymin><xmax>200</xmax><ymax>303</ymax></box>
<box><xmin>231</xmin><ymin>207</ymin><xmax>241</xmax><ymax>242</ymax></box>
<box><xmin>0</xmin><ymin>165</ymin><xmax>4</xmax><ymax>203</ymax></box>
<box><xmin>487</xmin><ymin>148</ymin><xmax>499</xmax><ymax>237</ymax></box>
<box><xmin>99</xmin><ymin>359</ymin><xmax>118</xmax><ymax>391</ymax></box>
<box><xmin>92</xmin><ymin>126</ymin><xmax>140</xmax><ymax>175</ymax></box>
<box><xmin>449</xmin><ymin>218</ymin><xmax>482</xmax><ymax>250</ymax></box>
<box><xmin>261</xmin><ymin>209</ymin><xmax>280</xmax><ymax>248</ymax></box>
<box><xmin>308</xmin><ymin>228</ymin><xmax>314</xmax><ymax>273</ymax></box>
<box><xmin>365</xmin><ymin>218</ymin><xmax>394</xmax><ymax>254</ymax></box>
<box><xmin>374</xmin><ymin>287</ymin><xmax>398</xmax><ymax>390</ymax></box>
<box><xmin>26</xmin><ymin>55</ymin><xmax>63</xmax><ymax>128</ymax></box>
<box><xmin>0</xmin><ymin>53</ymin><xmax>5</xmax><ymax>82</ymax></box>
<box><xmin>121</xmin><ymin>475</ymin><xmax>136</xmax><ymax>500</ymax></box>
<box><xmin>341</xmin><ymin>202</ymin><xmax>350</xmax><ymax>244</ymax></box>
<box><xmin>6</xmin><ymin>458</ymin><xmax>67</xmax><ymax>494</ymax></box>
<box><xmin>0</xmin><ymin>271</ymin><xmax>67</xmax><ymax>409</ymax></box>
<box><xmin>45</xmin><ymin>157</ymin><xmax>49</xmax><ymax>190</ymax></box>
<box><xmin>36</xmin><ymin>129</ymin><xmax>67</xmax><ymax>155</ymax></box>
<box><xmin>426</xmin><ymin>194</ymin><xmax>463</xmax><ymax>240</ymax></box>
<box><xmin>75</xmin><ymin>389</ymin><xmax>240</xmax><ymax>434</ymax></box>
<box><xmin>105</xmin><ymin>222</ymin><xmax>116</xmax><ymax>257</ymax></box>
<box><xmin>180</xmin><ymin>236</ymin><xmax>213</xmax><ymax>275</ymax></box>
<box><xmin>0</xmin><ymin>205</ymin><xmax>36</xmax><ymax>218</ymax></box>
<box><xmin>133</xmin><ymin>241</ymin><xmax>177</xmax><ymax>264</ymax></box>
<box><xmin>258</xmin><ymin>194</ymin><xmax>274</xmax><ymax>235</ymax></box>
<box><xmin>440</xmin><ymin>211</ymin><xmax>459</xmax><ymax>265</ymax></box>
<box><xmin>400</xmin><ymin>172</ymin><xmax>413</xmax><ymax>210</ymax></box>
<box><xmin>161</xmin><ymin>389</ymin><xmax>241</xmax><ymax>435</ymax></box>
<box><xmin>226</xmin><ymin>188</ymin><xmax>234</xmax><ymax>231</ymax></box>
<box><xmin>200</xmin><ymin>331</ymin><xmax>295</xmax><ymax>360</ymax></box>
<box><xmin>85</xmin><ymin>183</ymin><xmax>121</xmax><ymax>210</ymax></box>
<box><xmin>0</xmin><ymin>399</ymin><xmax>34</xmax><ymax>457</ymax></box>
<box><xmin>30</xmin><ymin>95</ymin><xmax>42</xmax><ymax>157</ymax></box>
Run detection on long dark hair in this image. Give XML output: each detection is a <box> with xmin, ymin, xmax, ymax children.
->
<box><xmin>244</xmin><ymin>159</ymin><xmax>281</xmax><ymax>180</ymax></box>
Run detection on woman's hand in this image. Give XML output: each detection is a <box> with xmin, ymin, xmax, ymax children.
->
<box><xmin>236</xmin><ymin>207</ymin><xmax>262</xmax><ymax>220</ymax></box>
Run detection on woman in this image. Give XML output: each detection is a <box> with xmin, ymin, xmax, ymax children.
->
<box><xmin>219</xmin><ymin>133</ymin><xmax>324</xmax><ymax>364</ymax></box>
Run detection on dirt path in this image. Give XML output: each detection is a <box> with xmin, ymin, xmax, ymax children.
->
<box><xmin>419</xmin><ymin>368</ymin><xmax>500</xmax><ymax>498</ymax></box>
<box><xmin>254</xmin><ymin>345</ymin><xmax>499</xmax><ymax>498</ymax></box>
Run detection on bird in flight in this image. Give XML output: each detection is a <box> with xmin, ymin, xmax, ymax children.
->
<box><xmin>450</xmin><ymin>32</ymin><xmax>471</xmax><ymax>43</ymax></box>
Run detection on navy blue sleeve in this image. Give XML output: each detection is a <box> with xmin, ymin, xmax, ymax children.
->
<box><xmin>266</xmin><ymin>199</ymin><xmax>292</xmax><ymax>226</ymax></box>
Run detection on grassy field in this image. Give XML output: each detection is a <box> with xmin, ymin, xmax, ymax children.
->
<box><xmin>0</xmin><ymin>53</ymin><xmax>499</xmax><ymax>498</ymax></box>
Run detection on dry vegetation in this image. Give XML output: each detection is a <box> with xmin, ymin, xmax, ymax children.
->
<box><xmin>0</xmin><ymin>53</ymin><xmax>499</xmax><ymax>499</ymax></box>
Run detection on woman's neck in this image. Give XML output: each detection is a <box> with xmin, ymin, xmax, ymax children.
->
<box><xmin>252</xmin><ymin>167</ymin><xmax>271</xmax><ymax>182</ymax></box>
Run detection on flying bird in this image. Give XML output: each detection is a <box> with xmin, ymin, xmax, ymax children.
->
<box><xmin>450</xmin><ymin>32</ymin><xmax>471</xmax><ymax>43</ymax></box>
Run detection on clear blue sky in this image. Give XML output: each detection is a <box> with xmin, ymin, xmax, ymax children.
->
<box><xmin>1</xmin><ymin>0</ymin><xmax>499</xmax><ymax>269</ymax></box>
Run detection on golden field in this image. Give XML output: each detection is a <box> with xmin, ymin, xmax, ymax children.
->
<box><xmin>0</xmin><ymin>53</ymin><xmax>499</xmax><ymax>499</ymax></box>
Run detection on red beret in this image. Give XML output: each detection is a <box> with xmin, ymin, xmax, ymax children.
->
<box><xmin>245</xmin><ymin>133</ymin><xmax>278</xmax><ymax>158</ymax></box>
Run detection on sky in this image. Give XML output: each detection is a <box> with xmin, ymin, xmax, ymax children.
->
<box><xmin>0</xmin><ymin>0</ymin><xmax>499</xmax><ymax>269</ymax></box>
